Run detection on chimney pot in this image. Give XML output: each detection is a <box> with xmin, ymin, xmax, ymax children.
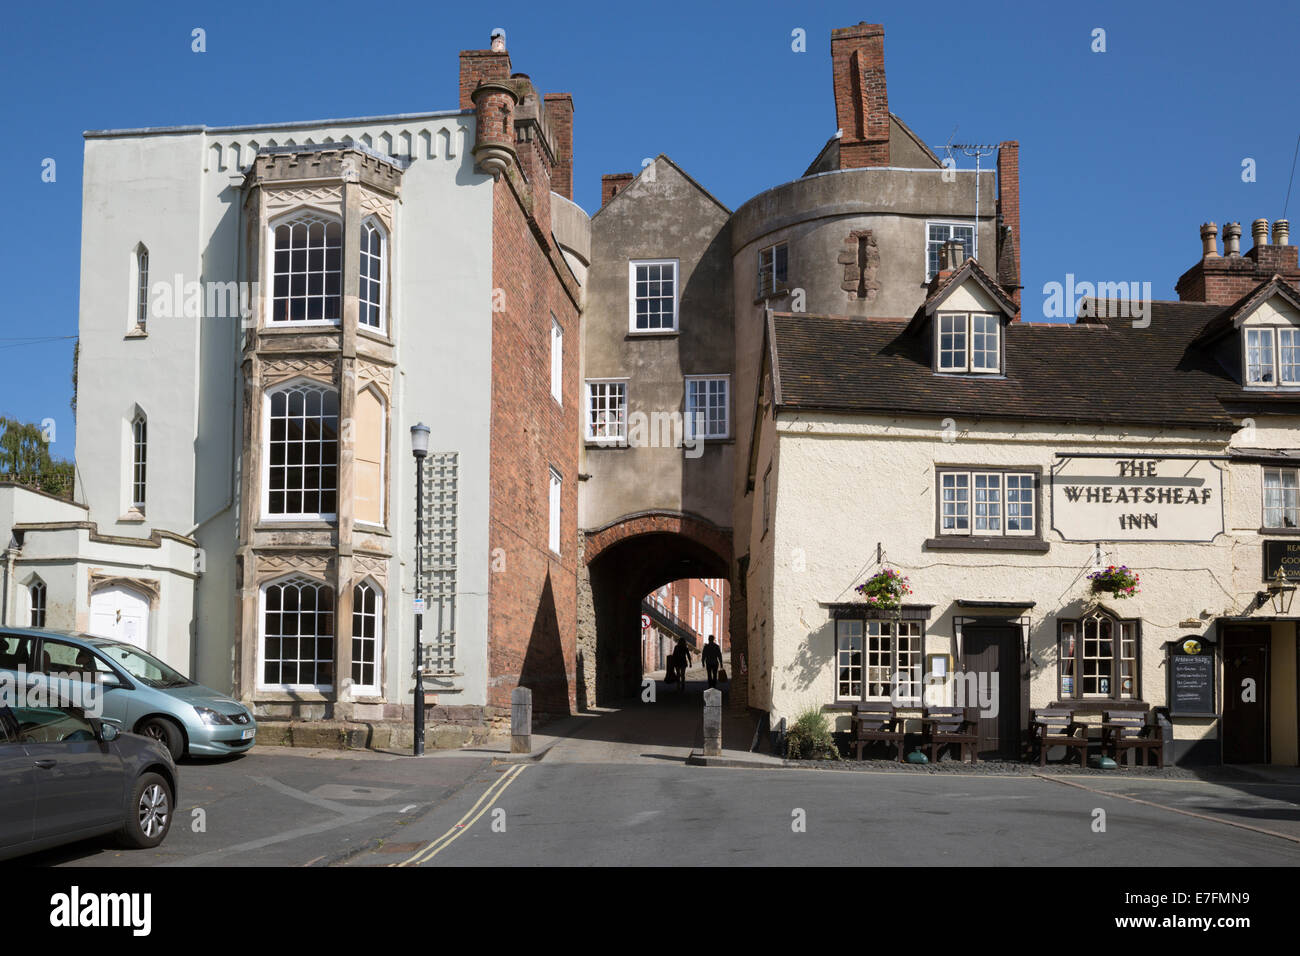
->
<box><xmin>1274</xmin><ymin>219</ymin><xmax>1290</xmax><ymax>246</ymax></box>
<box><xmin>490</xmin><ymin>29</ymin><xmax>506</xmax><ymax>53</ymax></box>
<box><xmin>1252</xmin><ymin>218</ymin><xmax>1269</xmax><ymax>249</ymax></box>
<box><xmin>1200</xmin><ymin>222</ymin><xmax>1219</xmax><ymax>258</ymax></box>
<box><xmin>1223</xmin><ymin>222</ymin><xmax>1241</xmax><ymax>257</ymax></box>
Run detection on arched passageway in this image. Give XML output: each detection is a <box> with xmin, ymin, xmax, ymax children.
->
<box><xmin>579</xmin><ymin>512</ymin><xmax>734</xmax><ymax>707</ymax></box>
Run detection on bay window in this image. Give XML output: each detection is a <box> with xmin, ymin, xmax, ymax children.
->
<box><xmin>261</xmin><ymin>576</ymin><xmax>335</xmax><ymax>690</ymax></box>
<box><xmin>270</xmin><ymin>214</ymin><xmax>342</xmax><ymax>324</ymax></box>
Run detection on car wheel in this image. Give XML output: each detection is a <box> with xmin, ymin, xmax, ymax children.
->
<box><xmin>137</xmin><ymin>717</ymin><xmax>184</xmax><ymax>759</ymax></box>
<box><xmin>118</xmin><ymin>772</ymin><xmax>173</xmax><ymax>849</ymax></box>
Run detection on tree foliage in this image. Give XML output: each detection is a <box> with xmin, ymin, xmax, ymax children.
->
<box><xmin>0</xmin><ymin>417</ymin><xmax>75</xmax><ymax>499</ymax></box>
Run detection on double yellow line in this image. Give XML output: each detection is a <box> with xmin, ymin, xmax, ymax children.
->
<box><xmin>393</xmin><ymin>764</ymin><xmax>528</xmax><ymax>866</ymax></box>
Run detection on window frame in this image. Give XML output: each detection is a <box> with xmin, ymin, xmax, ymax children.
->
<box><xmin>925</xmin><ymin>221</ymin><xmax>976</xmax><ymax>282</ymax></box>
<box><xmin>684</xmin><ymin>374</ymin><xmax>731</xmax><ymax>441</ymax></box>
<box><xmin>1057</xmin><ymin>612</ymin><xmax>1140</xmax><ymax>702</ymax></box>
<box><xmin>266</xmin><ymin>211</ymin><xmax>344</xmax><ymax>327</ymax></box>
<box><xmin>936</xmin><ymin>467</ymin><xmax>1039</xmax><ymax>538</ymax></box>
<box><xmin>585</xmin><ymin>378</ymin><xmax>629</xmax><ymax>445</ymax></box>
<box><xmin>358</xmin><ymin>217</ymin><xmax>387</xmax><ymax>333</ymax></box>
<box><xmin>757</xmin><ymin>242</ymin><xmax>789</xmax><ymax>299</ymax></box>
<box><xmin>350</xmin><ymin>579</ymin><xmax>383</xmax><ymax>697</ymax></box>
<box><xmin>134</xmin><ymin>244</ymin><xmax>150</xmax><ymax>331</ymax></box>
<box><xmin>28</xmin><ymin>580</ymin><xmax>47</xmax><ymax>629</ymax></box>
<box><xmin>835</xmin><ymin>617</ymin><xmax>925</xmax><ymax>706</ymax></box>
<box><xmin>262</xmin><ymin>380</ymin><xmax>340</xmax><ymax>522</ymax></box>
<box><xmin>627</xmin><ymin>259</ymin><xmax>680</xmax><ymax>333</ymax></box>
<box><xmin>130</xmin><ymin>412</ymin><xmax>147</xmax><ymax>511</ymax></box>
<box><xmin>550</xmin><ymin>315</ymin><xmax>563</xmax><ymax>405</ymax></box>
<box><xmin>1262</xmin><ymin>466</ymin><xmax>1300</xmax><ymax>530</ymax></box>
<box><xmin>258</xmin><ymin>575</ymin><xmax>336</xmax><ymax>693</ymax></box>
<box><xmin>935</xmin><ymin>311</ymin><xmax>1001</xmax><ymax>374</ymax></box>
<box><xmin>548</xmin><ymin>467</ymin><xmax>562</xmax><ymax>555</ymax></box>
<box><xmin>1244</xmin><ymin>326</ymin><xmax>1300</xmax><ymax>387</ymax></box>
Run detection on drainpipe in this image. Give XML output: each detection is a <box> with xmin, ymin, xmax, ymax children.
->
<box><xmin>2</xmin><ymin>544</ymin><xmax>14</xmax><ymax>627</ymax></box>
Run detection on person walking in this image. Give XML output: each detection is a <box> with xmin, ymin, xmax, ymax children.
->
<box><xmin>702</xmin><ymin>635</ymin><xmax>723</xmax><ymax>689</ymax></box>
<box><xmin>670</xmin><ymin>638</ymin><xmax>692</xmax><ymax>692</ymax></box>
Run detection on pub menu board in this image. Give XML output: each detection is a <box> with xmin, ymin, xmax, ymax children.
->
<box><xmin>1167</xmin><ymin>638</ymin><xmax>1216</xmax><ymax>716</ymax></box>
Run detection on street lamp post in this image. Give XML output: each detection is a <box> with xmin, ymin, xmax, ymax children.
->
<box><xmin>411</xmin><ymin>422</ymin><xmax>431</xmax><ymax>757</ymax></box>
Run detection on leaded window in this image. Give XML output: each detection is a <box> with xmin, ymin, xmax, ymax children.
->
<box><xmin>266</xmin><ymin>383</ymin><xmax>339</xmax><ymax>518</ymax></box>
<box><xmin>262</xmin><ymin>576</ymin><xmax>335</xmax><ymax>689</ymax></box>
<box><xmin>271</xmin><ymin>215</ymin><xmax>342</xmax><ymax>323</ymax></box>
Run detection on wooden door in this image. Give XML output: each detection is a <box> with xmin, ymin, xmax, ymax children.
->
<box><xmin>962</xmin><ymin>626</ymin><xmax>1021</xmax><ymax>759</ymax></box>
<box><xmin>1222</xmin><ymin>627</ymin><xmax>1269</xmax><ymax>764</ymax></box>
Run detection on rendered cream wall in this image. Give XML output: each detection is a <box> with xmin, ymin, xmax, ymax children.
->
<box><xmin>764</xmin><ymin>414</ymin><xmax>1246</xmax><ymax>729</ymax></box>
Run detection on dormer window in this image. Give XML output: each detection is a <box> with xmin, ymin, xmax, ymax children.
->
<box><xmin>937</xmin><ymin>312</ymin><xmax>1000</xmax><ymax>373</ymax></box>
<box><xmin>1245</xmin><ymin>327</ymin><xmax>1300</xmax><ymax>386</ymax></box>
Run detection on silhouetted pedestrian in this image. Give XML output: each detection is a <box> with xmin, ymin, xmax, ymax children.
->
<box><xmin>702</xmin><ymin>635</ymin><xmax>722</xmax><ymax>688</ymax></box>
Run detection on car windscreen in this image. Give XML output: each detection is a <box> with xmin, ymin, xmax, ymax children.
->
<box><xmin>87</xmin><ymin>641</ymin><xmax>194</xmax><ymax>689</ymax></box>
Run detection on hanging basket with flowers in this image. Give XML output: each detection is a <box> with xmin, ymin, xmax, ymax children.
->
<box><xmin>855</xmin><ymin>568</ymin><xmax>913</xmax><ymax>610</ymax></box>
<box><xmin>1088</xmin><ymin>565</ymin><xmax>1140</xmax><ymax>600</ymax></box>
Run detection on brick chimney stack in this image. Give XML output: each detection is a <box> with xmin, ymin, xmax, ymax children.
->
<box><xmin>995</xmin><ymin>141</ymin><xmax>1021</xmax><ymax>306</ymax></box>
<box><xmin>601</xmin><ymin>173</ymin><xmax>634</xmax><ymax>207</ymax></box>
<box><xmin>460</xmin><ymin>34</ymin><xmax>512</xmax><ymax>110</ymax></box>
<box><xmin>1176</xmin><ymin>218</ymin><xmax>1300</xmax><ymax>304</ymax></box>
<box><xmin>544</xmin><ymin>93</ymin><xmax>574</xmax><ymax>201</ymax></box>
<box><xmin>831</xmin><ymin>23</ymin><xmax>889</xmax><ymax>169</ymax></box>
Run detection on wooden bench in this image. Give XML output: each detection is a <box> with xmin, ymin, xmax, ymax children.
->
<box><xmin>850</xmin><ymin>704</ymin><xmax>904</xmax><ymax>762</ymax></box>
<box><xmin>923</xmin><ymin>706</ymin><xmax>979</xmax><ymax>764</ymax></box>
<box><xmin>1032</xmin><ymin>708</ymin><xmax>1089</xmax><ymax>767</ymax></box>
<box><xmin>1103</xmin><ymin>711</ymin><xmax>1164</xmax><ymax>768</ymax></box>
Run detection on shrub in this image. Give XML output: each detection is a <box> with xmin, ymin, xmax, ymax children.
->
<box><xmin>785</xmin><ymin>708</ymin><xmax>841</xmax><ymax>760</ymax></box>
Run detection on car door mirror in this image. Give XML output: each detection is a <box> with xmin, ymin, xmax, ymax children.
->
<box><xmin>98</xmin><ymin>722</ymin><xmax>120</xmax><ymax>742</ymax></box>
<box><xmin>100</xmin><ymin>672</ymin><xmax>124</xmax><ymax>689</ymax></box>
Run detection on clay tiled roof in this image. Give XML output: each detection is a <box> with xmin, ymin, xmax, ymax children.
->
<box><xmin>769</xmin><ymin>300</ymin><xmax>1244</xmax><ymax>429</ymax></box>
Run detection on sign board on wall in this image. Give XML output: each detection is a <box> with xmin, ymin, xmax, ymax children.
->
<box><xmin>1263</xmin><ymin>540</ymin><xmax>1300</xmax><ymax>582</ymax></box>
<box><xmin>1050</xmin><ymin>457</ymin><xmax>1225</xmax><ymax>542</ymax></box>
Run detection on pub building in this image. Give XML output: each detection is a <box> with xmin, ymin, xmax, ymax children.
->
<box><xmin>741</xmin><ymin>221</ymin><xmax>1300</xmax><ymax>766</ymax></box>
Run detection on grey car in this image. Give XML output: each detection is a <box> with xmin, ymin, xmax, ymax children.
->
<box><xmin>0</xmin><ymin>628</ymin><xmax>257</xmax><ymax>760</ymax></box>
<box><xmin>0</xmin><ymin>703</ymin><xmax>178</xmax><ymax>861</ymax></box>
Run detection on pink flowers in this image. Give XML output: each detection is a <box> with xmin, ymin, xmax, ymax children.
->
<box><xmin>855</xmin><ymin>568</ymin><xmax>912</xmax><ymax>608</ymax></box>
<box><xmin>1088</xmin><ymin>564</ymin><xmax>1140</xmax><ymax>599</ymax></box>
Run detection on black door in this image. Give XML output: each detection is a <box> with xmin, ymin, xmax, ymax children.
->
<box><xmin>1222</xmin><ymin>627</ymin><xmax>1269</xmax><ymax>764</ymax></box>
<box><xmin>962</xmin><ymin>626</ymin><xmax>1021</xmax><ymax>759</ymax></box>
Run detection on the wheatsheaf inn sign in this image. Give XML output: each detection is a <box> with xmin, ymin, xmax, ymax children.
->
<box><xmin>1050</xmin><ymin>456</ymin><xmax>1225</xmax><ymax>542</ymax></box>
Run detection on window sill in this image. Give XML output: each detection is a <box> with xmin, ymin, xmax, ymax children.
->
<box><xmin>255</xmin><ymin>520</ymin><xmax>337</xmax><ymax>531</ymax></box>
<box><xmin>925</xmin><ymin>536</ymin><xmax>1049</xmax><ymax>553</ymax></box>
<box><xmin>357</xmin><ymin>326</ymin><xmax>392</xmax><ymax>346</ymax></box>
<box><xmin>353</xmin><ymin>522</ymin><xmax>390</xmax><ymax>536</ymax></box>
<box><xmin>119</xmin><ymin>510</ymin><xmax>146</xmax><ymax>523</ymax></box>
<box><xmin>124</xmin><ymin>325</ymin><xmax>148</xmax><ymax>339</ymax></box>
<box><xmin>585</xmin><ymin>440</ymin><xmax>629</xmax><ymax>449</ymax></box>
<box><xmin>754</xmin><ymin>288</ymin><xmax>791</xmax><ymax>305</ymax></box>
<box><xmin>1259</xmin><ymin>527</ymin><xmax>1300</xmax><ymax>536</ymax></box>
<box><xmin>625</xmin><ymin>330</ymin><xmax>679</xmax><ymax>339</ymax></box>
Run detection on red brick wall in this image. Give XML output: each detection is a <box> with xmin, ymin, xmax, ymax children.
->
<box><xmin>486</xmin><ymin>164</ymin><xmax>582</xmax><ymax>718</ymax></box>
<box><xmin>831</xmin><ymin>23</ymin><xmax>889</xmax><ymax>169</ymax></box>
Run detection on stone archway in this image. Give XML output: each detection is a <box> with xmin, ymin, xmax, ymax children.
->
<box><xmin>577</xmin><ymin>510</ymin><xmax>740</xmax><ymax>709</ymax></box>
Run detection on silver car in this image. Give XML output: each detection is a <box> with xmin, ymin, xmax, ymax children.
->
<box><xmin>0</xmin><ymin>628</ymin><xmax>257</xmax><ymax>760</ymax></box>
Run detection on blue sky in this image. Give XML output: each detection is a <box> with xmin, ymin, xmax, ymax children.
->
<box><xmin>1</xmin><ymin>0</ymin><xmax>1296</xmax><ymax>460</ymax></box>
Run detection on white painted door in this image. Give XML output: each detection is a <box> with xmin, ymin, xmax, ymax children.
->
<box><xmin>89</xmin><ymin>585</ymin><xmax>150</xmax><ymax>650</ymax></box>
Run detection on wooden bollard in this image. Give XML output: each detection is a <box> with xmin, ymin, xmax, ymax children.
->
<box><xmin>702</xmin><ymin>687</ymin><xmax>722</xmax><ymax>756</ymax></box>
<box><xmin>511</xmin><ymin>686</ymin><xmax>532</xmax><ymax>754</ymax></box>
